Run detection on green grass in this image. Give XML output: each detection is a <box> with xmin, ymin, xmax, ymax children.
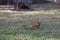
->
<box><xmin>0</xmin><ymin>23</ymin><xmax>60</xmax><ymax>40</ymax></box>
<box><xmin>0</xmin><ymin>7</ymin><xmax>60</xmax><ymax>40</ymax></box>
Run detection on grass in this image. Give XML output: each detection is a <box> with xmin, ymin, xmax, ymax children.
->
<box><xmin>0</xmin><ymin>4</ymin><xmax>60</xmax><ymax>40</ymax></box>
<box><xmin>0</xmin><ymin>23</ymin><xmax>60</xmax><ymax>40</ymax></box>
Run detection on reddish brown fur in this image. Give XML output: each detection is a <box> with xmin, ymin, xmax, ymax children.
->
<box><xmin>31</xmin><ymin>22</ymin><xmax>40</xmax><ymax>29</ymax></box>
